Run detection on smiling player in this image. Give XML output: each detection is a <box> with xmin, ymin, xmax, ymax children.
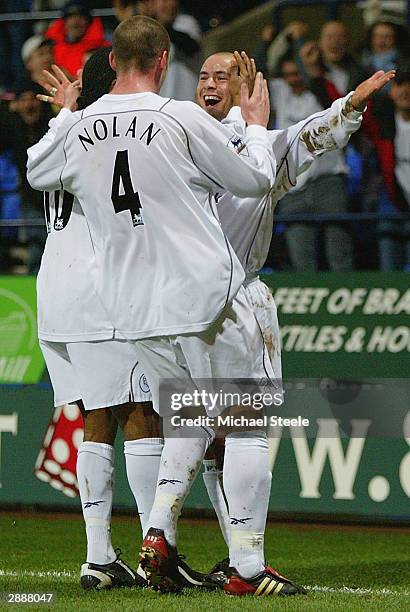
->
<box><xmin>196</xmin><ymin>50</ymin><xmax>395</xmax><ymax>593</ymax></box>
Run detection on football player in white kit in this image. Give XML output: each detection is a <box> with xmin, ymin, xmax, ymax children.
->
<box><xmin>196</xmin><ymin>51</ymin><xmax>396</xmax><ymax>580</ymax></box>
<box><xmin>35</xmin><ymin>48</ymin><xmax>224</xmax><ymax>592</ymax></box>
<box><xmin>33</xmin><ymin>49</ymin><xmax>156</xmax><ymax>590</ymax></box>
<box><xmin>27</xmin><ymin>16</ymin><xmax>312</xmax><ymax>598</ymax></box>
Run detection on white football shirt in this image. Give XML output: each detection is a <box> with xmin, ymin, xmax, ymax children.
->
<box><xmin>218</xmin><ymin>94</ymin><xmax>363</xmax><ymax>275</ymax></box>
<box><xmin>269</xmin><ymin>78</ymin><xmax>348</xmax><ymax>193</ymax></box>
<box><xmin>27</xmin><ymin>93</ymin><xmax>275</xmax><ymax>339</ymax></box>
<box><xmin>26</xmin><ymin>110</ymin><xmax>114</xmax><ymax>341</ymax></box>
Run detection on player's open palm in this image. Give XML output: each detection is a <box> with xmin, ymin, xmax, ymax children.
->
<box><xmin>351</xmin><ymin>70</ymin><xmax>396</xmax><ymax>111</ymax></box>
<box><xmin>240</xmin><ymin>72</ymin><xmax>270</xmax><ymax>127</ymax></box>
<box><xmin>233</xmin><ymin>50</ymin><xmax>257</xmax><ymax>97</ymax></box>
<box><xmin>37</xmin><ymin>64</ymin><xmax>73</xmax><ymax>107</ymax></box>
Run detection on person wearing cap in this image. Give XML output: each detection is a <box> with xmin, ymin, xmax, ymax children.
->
<box><xmin>21</xmin><ymin>35</ymin><xmax>54</xmax><ymax>86</ymax></box>
<box><xmin>44</xmin><ymin>0</ymin><xmax>108</xmax><ymax>78</ymax></box>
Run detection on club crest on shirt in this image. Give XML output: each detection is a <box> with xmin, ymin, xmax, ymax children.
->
<box><xmin>139</xmin><ymin>373</ymin><xmax>150</xmax><ymax>394</ymax></box>
<box><xmin>227</xmin><ymin>134</ymin><xmax>248</xmax><ymax>156</ymax></box>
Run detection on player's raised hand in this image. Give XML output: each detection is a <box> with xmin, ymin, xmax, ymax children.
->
<box><xmin>350</xmin><ymin>70</ymin><xmax>396</xmax><ymax>111</ymax></box>
<box><xmin>235</xmin><ymin>51</ymin><xmax>257</xmax><ymax>94</ymax></box>
<box><xmin>37</xmin><ymin>64</ymin><xmax>73</xmax><ymax>106</ymax></box>
<box><xmin>240</xmin><ymin>72</ymin><xmax>270</xmax><ymax>127</ymax></box>
<box><xmin>229</xmin><ymin>51</ymin><xmax>257</xmax><ymax>106</ymax></box>
<box><xmin>63</xmin><ymin>79</ymin><xmax>82</xmax><ymax>111</ymax></box>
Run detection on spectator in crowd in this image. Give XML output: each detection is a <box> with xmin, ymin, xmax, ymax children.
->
<box><xmin>111</xmin><ymin>0</ymin><xmax>201</xmax><ymax>99</ymax></box>
<box><xmin>0</xmin><ymin>147</ymin><xmax>21</xmax><ymax>273</ymax></box>
<box><xmin>152</xmin><ymin>0</ymin><xmax>202</xmax><ymax>101</ymax></box>
<box><xmin>0</xmin><ymin>0</ymin><xmax>31</xmax><ymax>92</ymax></box>
<box><xmin>361</xmin><ymin>20</ymin><xmax>408</xmax><ymax>80</ymax></box>
<box><xmin>271</xmin><ymin>57</ymin><xmax>353</xmax><ymax>271</ymax></box>
<box><xmin>298</xmin><ymin>21</ymin><xmax>367</xmax><ymax>105</ymax></box>
<box><xmin>32</xmin><ymin>1</ymin><xmax>66</xmax><ymax>8</ymax></box>
<box><xmin>362</xmin><ymin>0</ymin><xmax>408</xmax><ymax>29</ymax></box>
<box><xmin>21</xmin><ymin>35</ymin><xmax>54</xmax><ymax>86</ymax></box>
<box><xmin>44</xmin><ymin>0</ymin><xmax>107</xmax><ymax>78</ymax></box>
<box><xmin>113</xmin><ymin>0</ymin><xmax>154</xmax><ymax>22</ymax></box>
<box><xmin>0</xmin><ymin>79</ymin><xmax>53</xmax><ymax>273</ymax></box>
<box><xmin>366</xmin><ymin>61</ymin><xmax>410</xmax><ymax>270</ymax></box>
<box><xmin>253</xmin><ymin>20</ymin><xmax>309</xmax><ymax>77</ymax></box>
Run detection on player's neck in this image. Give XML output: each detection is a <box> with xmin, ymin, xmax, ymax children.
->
<box><xmin>109</xmin><ymin>72</ymin><xmax>160</xmax><ymax>95</ymax></box>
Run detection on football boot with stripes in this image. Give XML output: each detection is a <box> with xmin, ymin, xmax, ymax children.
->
<box><xmin>208</xmin><ymin>557</ymin><xmax>230</xmax><ymax>581</ymax></box>
<box><xmin>224</xmin><ymin>564</ymin><xmax>307</xmax><ymax>597</ymax></box>
<box><xmin>80</xmin><ymin>548</ymin><xmax>146</xmax><ymax>590</ymax></box>
<box><xmin>176</xmin><ymin>554</ymin><xmax>225</xmax><ymax>590</ymax></box>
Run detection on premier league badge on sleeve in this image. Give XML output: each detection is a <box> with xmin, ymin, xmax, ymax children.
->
<box><xmin>227</xmin><ymin>134</ymin><xmax>248</xmax><ymax>156</ymax></box>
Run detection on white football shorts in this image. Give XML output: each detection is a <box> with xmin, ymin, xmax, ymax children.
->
<box><xmin>244</xmin><ymin>277</ymin><xmax>282</xmax><ymax>382</ymax></box>
<box><xmin>40</xmin><ymin>338</ymin><xmax>151</xmax><ymax>410</ymax></box>
<box><xmin>132</xmin><ymin>286</ymin><xmax>275</xmax><ymax>417</ymax></box>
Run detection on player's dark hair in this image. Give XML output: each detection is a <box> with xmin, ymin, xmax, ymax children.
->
<box><xmin>77</xmin><ymin>46</ymin><xmax>116</xmax><ymax>109</ymax></box>
<box><xmin>112</xmin><ymin>15</ymin><xmax>170</xmax><ymax>73</ymax></box>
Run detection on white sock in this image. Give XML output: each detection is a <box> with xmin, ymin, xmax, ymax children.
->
<box><xmin>223</xmin><ymin>432</ymin><xmax>272</xmax><ymax>579</ymax></box>
<box><xmin>77</xmin><ymin>441</ymin><xmax>116</xmax><ymax>565</ymax></box>
<box><xmin>147</xmin><ymin>427</ymin><xmax>213</xmax><ymax>546</ymax></box>
<box><xmin>203</xmin><ymin>459</ymin><xmax>230</xmax><ymax>548</ymax></box>
<box><xmin>124</xmin><ymin>437</ymin><xmax>163</xmax><ymax>537</ymax></box>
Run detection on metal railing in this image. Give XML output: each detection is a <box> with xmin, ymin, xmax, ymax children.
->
<box><xmin>1</xmin><ymin>212</ymin><xmax>410</xmax><ymax>228</ymax></box>
<box><xmin>0</xmin><ymin>8</ymin><xmax>115</xmax><ymax>22</ymax></box>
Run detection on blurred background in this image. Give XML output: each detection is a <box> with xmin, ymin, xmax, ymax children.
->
<box><xmin>0</xmin><ymin>0</ymin><xmax>410</xmax><ymax>274</ymax></box>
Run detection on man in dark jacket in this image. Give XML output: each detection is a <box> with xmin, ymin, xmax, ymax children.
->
<box><xmin>363</xmin><ymin>61</ymin><xmax>410</xmax><ymax>269</ymax></box>
<box><xmin>0</xmin><ymin>78</ymin><xmax>53</xmax><ymax>272</ymax></box>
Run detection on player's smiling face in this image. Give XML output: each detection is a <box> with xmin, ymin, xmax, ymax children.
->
<box><xmin>196</xmin><ymin>53</ymin><xmax>236</xmax><ymax>121</ymax></box>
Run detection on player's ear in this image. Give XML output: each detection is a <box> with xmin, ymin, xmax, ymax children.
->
<box><xmin>159</xmin><ymin>49</ymin><xmax>169</xmax><ymax>71</ymax></box>
<box><xmin>109</xmin><ymin>51</ymin><xmax>117</xmax><ymax>71</ymax></box>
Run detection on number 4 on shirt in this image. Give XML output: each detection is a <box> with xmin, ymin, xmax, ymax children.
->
<box><xmin>111</xmin><ymin>149</ymin><xmax>143</xmax><ymax>227</ymax></box>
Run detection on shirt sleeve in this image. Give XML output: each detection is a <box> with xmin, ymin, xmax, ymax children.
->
<box><xmin>180</xmin><ymin>101</ymin><xmax>276</xmax><ymax>198</ymax></box>
<box><xmin>26</xmin><ymin>109</ymin><xmax>78</xmax><ymax>193</ymax></box>
<box><xmin>270</xmin><ymin>92</ymin><xmax>363</xmax><ymax>196</ymax></box>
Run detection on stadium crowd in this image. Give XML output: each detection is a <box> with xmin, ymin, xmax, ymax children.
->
<box><xmin>0</xmin><ymin>0</ymin><xmax>409</xmax><ymax>273</ymax></box>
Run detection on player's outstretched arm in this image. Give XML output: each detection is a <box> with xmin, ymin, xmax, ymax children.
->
<box><xmin>269</xmin><ymin>70</ymin><xmax>395</xmax><ymax>196</ymax></box>
<box><xmin>350</xmin><ymin>70</ymin><xmax>396</xmax><ymax>112</ymax></box>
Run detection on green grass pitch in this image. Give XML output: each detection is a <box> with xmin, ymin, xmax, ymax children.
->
<box><xmin>1</xmin><ymin>513</ymin><xmax>409</xmax><ymax>611</ymax></box>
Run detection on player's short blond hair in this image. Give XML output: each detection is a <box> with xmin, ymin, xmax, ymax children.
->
<box><xmin>112</xmin><ymin>15</ymin><xmax>170</xmax><ymax>73</ymax></box>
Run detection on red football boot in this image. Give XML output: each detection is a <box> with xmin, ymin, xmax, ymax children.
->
<box><xmin>139</xmin><ymin>528</ymin><xmax>182</xmax><ymax>593</ymax></box>
<box><xmin>224</xmin><ymin>564</ymin><xmax>307</xmax><ymax>597</ymax></box>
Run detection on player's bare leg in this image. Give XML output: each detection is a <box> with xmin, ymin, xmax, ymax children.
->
<box><xmin>114</xmin><ymin>402</ymin><xmax>163</xmax><ymax>537</ymax></box>
<box><xmin>77</xmin><ymin>402</ymin><xmax>142</xmax><ymax>590</ymax></box>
